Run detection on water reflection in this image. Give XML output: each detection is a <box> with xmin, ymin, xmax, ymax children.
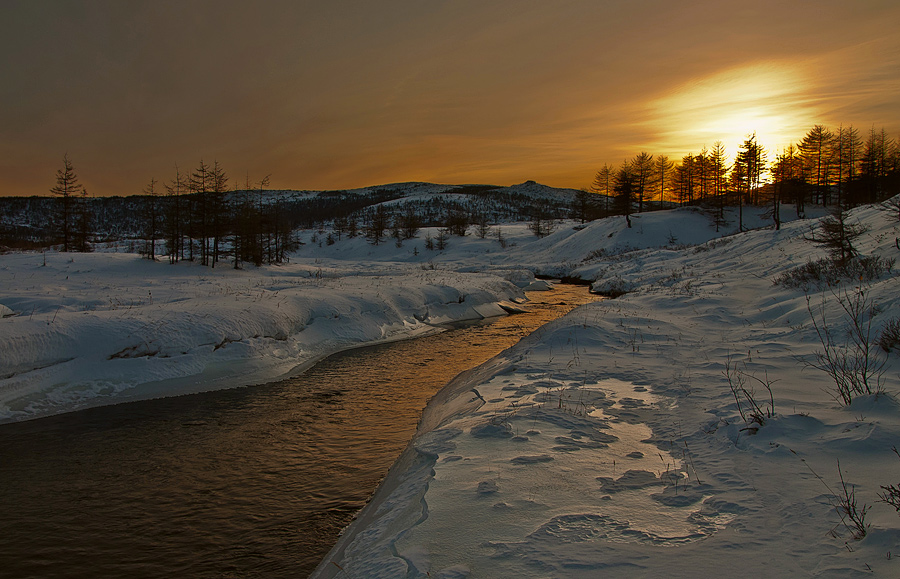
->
<box><xmin>0</xmin><ymin>285</ymin><xmax>599</xmax><ymax>578</ymax></box>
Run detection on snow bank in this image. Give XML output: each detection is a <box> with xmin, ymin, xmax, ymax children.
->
<box><xmin>315</xmin><ymin>200</ymin><xmax>900</xmax><ymax>577</ymax></box>
<box><xmin>0</xmin><ymin>254</ymin><xmax>522</xmax><ymax>423</ymax></box>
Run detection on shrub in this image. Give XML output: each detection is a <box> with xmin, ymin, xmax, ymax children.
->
<box><xmin>774</xmin><ymin>256</ymin><xmax>894</xmax><ymax>290</ymax></box>
<box><xmin>803</xmin><ymin>287</ymin><xmax>886</xmax><ymax>405</ymax></box>
<box><xmin>723</xmin><ymin>356</ymin><xmax>775</xmax><ymax>433</ymax></box>
<box><xmin>879</xmin><ymin>447</ymin><xmax>900</xmax><ymax>514</ymax></box>
<box><xmin>878</xmin><ymin>317</ymin><xmax>900</xmax><ymax>354</ymax></box>
<box><xmin>836</xmin><ymin>460</ymin><xmax>870</xmax><ymax>540</ymax></box>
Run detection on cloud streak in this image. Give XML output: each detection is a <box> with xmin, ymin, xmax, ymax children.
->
<box><xmin>1</xmin><ymin>0</ymin><xmax>898</xmax><ymax>195</ymax></box>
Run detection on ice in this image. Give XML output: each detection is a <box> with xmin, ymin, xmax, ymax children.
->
<box><xmin>314</xmin><ymin>199</ymin><xmax>900</xmax><ymax>577</ymax></box>
<box><xmin>3</xmin><ymin>196</ymin><xmax>900</xmax><ymax>577</ymax></box>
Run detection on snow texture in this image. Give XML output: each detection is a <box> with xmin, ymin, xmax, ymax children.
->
<box><xmin>313</xmin><ymin>200</ymin><xmax>900</xmax><ymax>577</ymax></box>
<box><xmin>3</xmin><ymin>191</ymin><xmax>900</xmax><ymax>577</ymax></box>
<box><xmin>0</xmin><ymin>256</ymin><xmax>523</xmax><ymax>422</ymax></box>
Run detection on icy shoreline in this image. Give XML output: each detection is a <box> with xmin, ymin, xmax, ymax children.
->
<box><xmin>0</xmin><ymin>254</ymin><xmax>526</xmax><ymax>423</ymax></box>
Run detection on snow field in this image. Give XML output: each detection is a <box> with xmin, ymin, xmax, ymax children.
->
<box><xmin>3</xmin><ymin>192</ymin><xmax>900</xmax><ymax>576</ymax></box>
<box><xmin>317</xmin><ymin>200</ymin><xmax>900</xmax><ymax>577</ymax></box>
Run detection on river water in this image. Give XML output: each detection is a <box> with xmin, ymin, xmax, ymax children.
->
<box><xmin>0</xmin><ymin>285</ymin><xmax>599</xmax><ymax>578</ymax></box>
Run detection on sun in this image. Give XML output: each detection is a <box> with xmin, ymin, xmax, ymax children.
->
<box><xmin>644</xmin><ymin>61</ymin><xmax>820</xmax><ymax>162</ymax></box>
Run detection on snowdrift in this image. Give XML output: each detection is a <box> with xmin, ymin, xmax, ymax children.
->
<box><xmin>0</xmin><ymin>255</ymin><xmax>523</xmax><ymax>423</ymax></box>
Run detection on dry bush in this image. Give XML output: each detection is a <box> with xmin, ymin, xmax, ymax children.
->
<box><xmin>877</xmin><ymin>317</ymin><xmax>900</xmax><ymax>353</ymax></box>
<box><xmin>803</xmin><ymin>287</ymin><xmax>886</xmax><ymax>405</ymax></box>
<box><xmin>774</xmin><ymin>256</ymin><xmax>894</xmax><ymax>290</ymax></box>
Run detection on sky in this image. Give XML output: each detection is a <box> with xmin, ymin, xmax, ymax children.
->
<box><xmin>2</xmin><ymin>0</ymin><xmax>899</xmax><ymax>196</ymax></box>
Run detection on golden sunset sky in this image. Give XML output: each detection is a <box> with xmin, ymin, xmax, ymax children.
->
<box><xmin>2</xmin><ymin>0</ymin><xmax>899</xmax><ymax>196</ymax></box>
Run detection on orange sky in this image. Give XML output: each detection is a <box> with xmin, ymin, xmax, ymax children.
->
<box><xmin>1</xmin><ymin>0</ymin><xmax>899</xmax><ymax>196</ymax></box>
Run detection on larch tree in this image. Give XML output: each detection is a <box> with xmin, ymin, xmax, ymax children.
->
<box><xmin>50</xmin><ymin>154</ymin><xmax>83</xmax><ymax>252</ymax></box>
<box><xmin>674</xmin><ymin>153</ymin><xmax>697</xmax><ymax>203</ymax></box>
<box><xmin>164</xmin><ymin>165</ymin><xmax>188</xmax><ymax>264</ymax></box>
<box><xmin>861</xmin><ymin>126</ymin><xmax>898</xmax><ymax>202</ymax></box>
<box><xmin>653</xmin><ymin>154</ymin><xmax>674</xmax><ymax>204</ymax></box>
<box><xmin>696</xmin><ymin>147</ymin><xmax>712</xmax><ymax>201</ymax></box>
<box><xmin>733</xmin><ymin>133</ymin><xmax>766</xmax><ymax>232</ymax></box>
<box><xmin>208</xmin><ymin>160</ymin><xmax>229</xmax><ymax>267</ymax></box>
<box><xmin>613</xmin><ymin>161</ymin><xmax>636</xmax><ymax>227</ymax></box>
<box><xmin>73</xmin><ymin>187</ymin><xmax>93</xmax><ymax>253</ymax></box>
<box><xmin>141</xmin><ymin>178</ymin><xmax>160</xmax><ymax>260</ymax></box>
<box><xmin>590</xmin><ymin>163</ymin><xmax>614</xmax><ymax>214</ymax></box>
<box><xmin>834</xmin><ymin>125</ymin><xmax>861</xmax><ymax>207</ymax></box>
<box><xmin>770</xmin><ymin>144</ymin><xmax>805</xmax><ymax>229</ymax></box>
<box><xmin>798</xmin><ymin>125</ymin><xmax>835</xmax><ymax>206</ymax></box>
<box><xmin>709</xmin><ymin>141</ymin><xmax>729</xmax><ymax>199</ymax></box>
<box><xmin>189</xmin><ymin>160</ymin><xmax>212</xmax><ymax>264</ymax></box>
<box><xmin>805</xmin><ymin>205</ymin><xmax>868</xmax><ymax>265</ymax></box>
<box><xmin>629</xmin><ymin>152</ymin><xmax>654</xmax><ymax>213</ymax></box>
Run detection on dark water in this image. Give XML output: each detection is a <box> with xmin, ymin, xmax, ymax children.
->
<box><xmin>0</xmin><ymin>286</ymin><xmax>598</xmax><ymax>578</ymax></box>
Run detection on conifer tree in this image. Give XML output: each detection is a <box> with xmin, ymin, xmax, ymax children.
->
<box><xmin>208</xmin><ymin>160</ymin><xmax>229</xmax><ymax>267</ymax></box>
<box><xmin>141</xmin><ymin>178</ymin><xmax>160</xmax><ymax>260</ymax></box>
<box><xmin>805</xmin><ymin>206</ymin><xmax>868</xmax><ymax>265</ymax></box>
<box><xmin>50</xmin><ymin>154</ymin><xmax>83</xmax><ymax>252</ymax></box>
<box><xmin>629</xmin><ymin>152</ymin><xmax>654</xmax><ymax>213</ymax></box>
<box><xmin>613</xmin><ymin>161</ymin><xmax>635</xmax><ymax>227</ymax></box>
<box><xmin>798</xmin><ymin>125</ymin><xmax>835</xmax><ymax>206</ymax></box>
<box><xmin>653</xmin><ymin>155</ymin><xmax>675</xmax><ymax>205</ymax></box>
<box><xmin>709</xmin><ymin>141</ymin><xmax>729</xmax><ymax>199</ymax></box>
<box><xmin>73</xmin><ymin>187</ymin><xmax>93</xmax><ymax>253</ymax></box>
<box><xmin>189</xmin><ymin>160</ymin><xmax>212</xmax><ymax>265</ymax></box>
<box><xmin>164</xmin><ymin>165</ymin><xmax>187</xmax><ymax>264</ymax></box>
<box><xmin>590</xmin><ymin>163</ymin><xmax>614</xmax><ymax>214</ymax></box>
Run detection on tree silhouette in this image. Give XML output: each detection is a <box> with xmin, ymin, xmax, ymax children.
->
<box><xmin>141</xmin><ymin>178</ymin><xmax>160</xmax><ymax>260</ymax></box>
<box><xmin>613</xmin><ymin>162</ymin><xmax>636</xmax><ymax>227</ymax></box>
<box><xmin>50</xmin><ymin>154</ymin><xmax>83</xmax><ymax>252</ymax></box>
<box><xmin>798</xmin><ymin>125</ymin><xmax>835</xmax><ymax>206</ymax></box>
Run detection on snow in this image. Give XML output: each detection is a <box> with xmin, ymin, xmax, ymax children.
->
<box><xmin>0</xmin><ymin>254</ymin><xmax>524</xmax><ymax>422</ymax></box>
<box><xmin>2</xmin><ymin>192</ymin><xmax>900</xmax><ymax>577</ymax></box>
<box><xmin>312</xmin><ymin>200</ymin><xmax>900</xmax><ymax>578</ymax></box>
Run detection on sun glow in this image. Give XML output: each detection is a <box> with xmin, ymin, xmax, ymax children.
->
<box><xmin>645</xmin><ymin>62</ymin><xmax>820</xmax><ymax>162</ymax></box>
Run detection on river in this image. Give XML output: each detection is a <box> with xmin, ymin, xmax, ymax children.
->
<box><xmin>0</xmin><ymin>284</ymin><xmax>599</xmax><ymax>578</ymax></box>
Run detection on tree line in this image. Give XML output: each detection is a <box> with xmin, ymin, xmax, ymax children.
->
<box><xmin>47</xmin><ymin>158</ymin><xmax>298</xmax><ymax>267</ymax></box>
<box><xmin>26</xmin><ymin>123</ymin><xmax>900</xmax><ymax>258</ymax></box>
<box><xmin>589</xmin><ymin>124</ymin><xmax>900</xmax><ymax>229</ymax></box>
<box><xmin>32</xmin><ymin>167</ymin><xmax>578</xmax><ymax>257</ymax></box>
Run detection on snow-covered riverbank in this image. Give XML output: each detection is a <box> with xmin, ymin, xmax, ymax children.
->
<box><xmin>3</xmin><ymin>197</ymin><xmax>899</xmax><ymax>576</ymax></box>
<box><xmin>0</xmin><ymin>204</ymin><xmax>788</xmax><ymax>423</ymax></box>
<box><xmin>315</xmin><ymin>201</ymin><xmax>900</xmax><ymax>577</ymax></box>
<box><xmin>0</xmin><ymin>255</ymin><xmax>526</xmax><ymax>423</ymax></box>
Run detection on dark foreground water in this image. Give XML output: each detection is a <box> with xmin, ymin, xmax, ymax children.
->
<box><xmin>0</xmin><ymin>285</ymin><xmax>598</xmax><ymax>578</ymax></box>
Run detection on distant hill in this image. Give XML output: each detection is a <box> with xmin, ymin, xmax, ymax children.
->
<box><xmin>0</xmin><ymin>181</ymin><xmax>595</xmax><ymax>246</ymax></box>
